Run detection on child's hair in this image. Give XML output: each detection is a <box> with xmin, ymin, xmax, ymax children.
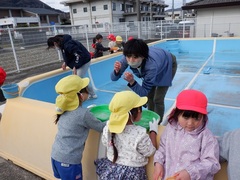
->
<box><xmin>168</xmin><ymin>107</ymin><xmax>208</xmax><ymax>128</ymax></box>
<box><xmin>54</xmin><ymin>87</ymin><xmax>89</xmax><ymax>124</ymax></box>
<box><xmin>111</xmin><ymin>107</ymin><xmax>141</xmax><ymax>163</ymax></box>
<box><xmin>123</xmin><ymin>39</ymin><xmax>149</xmax><ymax>59</ymax></box>
<box><xmin>95</xmin><ymin>34</ymin><xmax>103</xmax><ymax>40</ymax></box>
<box><xmin>47</xmin><ymin>35</ymin><xmax>64</xmax><ymax>49</ymax></box>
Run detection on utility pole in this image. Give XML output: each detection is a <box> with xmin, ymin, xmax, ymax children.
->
<box><xmin>136</xmin><ymin>0</ymin><xmax>141</xmax><ymax>38</ymax></box>
<box><xmin>136</xmin><ymin>0</ymin><xmax>141</xmax><ymax>21</ymax></box>
<box><xmin>171</xmin><ymin>0</ymin><xmax>174</xmax><ymax>20</ymax></box>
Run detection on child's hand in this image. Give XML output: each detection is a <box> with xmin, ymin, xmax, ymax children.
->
<box><xmin>174</xmin><ymin>169</ymin><xmax>190</xmax><ymax>180</ymax></box>
<box><xmin>149</xmin><ymin>118</ymin><xmax>159</xmax><ymax>134</ymax></box>
<box><xmin>153</xmin><ymin>163</ymin><xmax>164</xmax><ymax>180</ymax></box>
<box><xmin>114</xmin><ymin>61</ymin><xmax>121</xmax><ymax>73</ymax></box>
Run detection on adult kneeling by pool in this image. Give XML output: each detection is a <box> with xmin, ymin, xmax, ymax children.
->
<box><xmin>111</xmin><ymin>39</ymin><xmax>177</xmax><ymax>124</ymax></box>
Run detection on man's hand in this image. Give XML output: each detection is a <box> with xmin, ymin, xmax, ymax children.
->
<box><xmin>114</xmin><ymin>61</ymin><xmax>121</xmax><ymax>74</ymax></box>
<box><xmin>124</xmin><ymin>72</ymin><xmax>135</xmax><ymax>85</ymax></box>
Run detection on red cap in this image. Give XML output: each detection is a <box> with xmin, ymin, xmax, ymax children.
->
<box><xmin>176</xmin><ymin>89</ymin><xmax>207</xmax><ymax>114</ymax></box>
<box><xmin>0</xmin><ymin>67</ymin><xmax>6</xmax><ymax>85</ymax></box>
<box><xmin>107</xmin><ymin>34</ymin><xmax>116</xmax><ymax>41</ymax></box>
<box><xmin>128</xmin><ymin>36</ymin><xmax>134</xmax><ymax>40</ymax></box>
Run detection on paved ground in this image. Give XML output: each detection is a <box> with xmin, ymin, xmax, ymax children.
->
<box><xmin>0</xmin><ymin>62</ymin><xmax>62</xmax><ymax>180</ymax></box>
<box><xmin>0</xmin><ymin>157</ymin><xmax>44</xmax><ymax>180</ymax></box>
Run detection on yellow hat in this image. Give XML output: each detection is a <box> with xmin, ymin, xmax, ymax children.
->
<box><xmin>55</xmin><ymin>75</ymin><xmax>89</xmax><ymax>114</ymax></box>
<box><xmin>109</xmin><ymin>91</ymin><xmax>148</xmax><ymax>133</ymax></box>
<box><xmin>116</xmin><ymin>36</ymin><xmax>123</xmax><ymax>42</ymax></box>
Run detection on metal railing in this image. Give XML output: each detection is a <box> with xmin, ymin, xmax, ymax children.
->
<box><xmin>0</xmin><ymin>18</ymin><xmax>239</xmax><ymax>74</ymax></box>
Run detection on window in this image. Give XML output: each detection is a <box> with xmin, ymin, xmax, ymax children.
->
<box><xmin>119</xmin><ymin>18</ymin><xmax>125</xmax><ymax>22</ymax></box>
<box><xmin>92</xmin><ymin>6</ymin><xmax>96</xmax><ymax>11</ymax></box>
<box><xmin>103</xmin><ymin>5</ymin><xmax>108</xmax><ymax>10</ymax></box>
<box><xmin>83</xmin><ymin>7</ymin><xmax>87</xmax><ymax>12</ymax></box>
<box><xmin>120</xmin><ymin>4</ymin><xmax>125</xmax><ymax>11</ymax></box>
<box><xmin>112</xmin><ymin>2</ymin><xmax>116</xmax><ymax>11</ymax></box>
<box><xmin>73</xmin><ymin>9</ymin><xmax>77</xmax><ymax>14</ymax></box>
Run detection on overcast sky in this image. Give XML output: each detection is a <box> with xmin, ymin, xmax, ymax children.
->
<box><xmin>40</xmin><ymin>0</ymin><xmax>192</xmax><ymax>13</ymax></box>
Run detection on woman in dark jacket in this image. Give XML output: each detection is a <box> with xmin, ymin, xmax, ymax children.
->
<box><xmin>47</xmin><ymin>34</ymin><xmax>97</xmax><ymax>99</ymax></box>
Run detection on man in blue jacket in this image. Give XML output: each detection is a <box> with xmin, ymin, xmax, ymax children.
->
<box><xmin>111</xmin><ymin>39</ymin><xmax>177</xmax><ymax>123</ymax></box>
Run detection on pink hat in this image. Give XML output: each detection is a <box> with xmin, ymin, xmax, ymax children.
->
<box><xmin>176</xmin><ymin>89</ymin><xmax>208</xmax><ymax>114</ymax></box>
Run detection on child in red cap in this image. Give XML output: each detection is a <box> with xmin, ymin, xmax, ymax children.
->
<box><xmin>153</xmin><ymin>89</ymin><xmax>220</xmax><ymax>180</ymax></box>
<box><xmin>0</xmin><ymin>67</ymin><xmax>6</xmax><ymax>102</ymax></box>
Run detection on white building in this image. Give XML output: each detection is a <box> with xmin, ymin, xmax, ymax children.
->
<box><xmin>61</xmin><ymin>0</ymin><xmax>168</xmax><ymax>30</ymax></box>
<box><xmin>182</xmin><ymin>0</ymin><xmax>240</xmax><ymax>37</ymax></box>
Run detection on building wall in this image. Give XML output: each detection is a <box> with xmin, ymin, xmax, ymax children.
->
<box><xmin>196</xmin><ymin>6</ymin><xmax>240</xmax><ymax>37</ymax></box>
<box><xmin>0</xmin><ymin>9</ymin><xmax>9</xmax><ymax>18</ymax></box>
<box><xmin>11</xmin><ymin>10</ymin><xmax>22</xmax><ymax>17</ymax></box>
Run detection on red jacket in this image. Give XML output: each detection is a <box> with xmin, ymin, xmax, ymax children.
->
<box><xmin>0</xmin><ymin>67</ymin><xmax>6</xmax><ymax>85</ymax></box>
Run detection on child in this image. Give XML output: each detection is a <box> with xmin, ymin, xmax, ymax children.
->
<box><xmin>114</xmin><ymin>35</ymin><xmax>125</xmax><ymax>51</ymax></box>
<box><xmin>95</xmin><ymin>90</ymin><xmax>159</xmax><ymax>180</ymax></box>
<box><xmin>0</xmin><ymin>66</ymin><xmax>6</xmax><ymax>102</ymax></box>
<box><xmin>93</xmin><ymin>34</ymin><xmax>113</xmax><ymax>58</ymax></box>
<box><xmin>107</xmin><ymin>34</ymin><xmax>116</xmax><ymax>54</ymax></box>
<box><xmin>51</xmin><ymin>75</ymin><xmax>105</xmax><ymax>180</ymax></box>
<box><xmin>218</xmin><ymin>128</ymin><xmax>240</xmax><ymax>180</ymax></box>
<box><xmin>90</xmin><ymin>37</ymin><xmax>97</xmax><ymax>58</ymax></box>
<box><xmin>153</xmin><ymin>89</ymin><xmax>220</xmax><ymax>180</ymax></box>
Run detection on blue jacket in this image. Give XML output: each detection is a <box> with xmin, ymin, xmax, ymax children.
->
<box><xmin>111</xmin><ymin>47</ymin><xmax>174</xmax><ymax>96</ymax></box>
<box><xmin>61</xmin><ymin>35</ymin><xmax>91</xmax><ymax>69</ymax></box>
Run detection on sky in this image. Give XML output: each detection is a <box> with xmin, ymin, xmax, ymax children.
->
<box><xmin>40</xmin><ymin>0</ymin><xmax>192</xmax><ymax>13</ymax></box>
<box><xmin>40</xmin><ymin>0</ymin><xmax>70</xmax><ymax>12</ymax></box>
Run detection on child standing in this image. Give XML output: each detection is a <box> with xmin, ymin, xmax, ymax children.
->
<box><xmin>114</xmin><ymin>35</ymin><xmax>125</xmax><ymax>51</ymax></box>
<box><xmin>93</xmin><ymin>34</ymin><xmax>112</xmax><ymax>58</ymax></box>
<box><xmin>0</xmin><ymin>66</ymin><xmax>6</xmax><ymax>102</ymax></box>
<box><xmin>51</xmin><ymin>75</ymin><xmax>105</xmax><ymax>180</ymax></box>
<box><xmin>107</xmin><ymin>34</ymin><xmax>116</xmax><ymax>54</ymax></box>
<box><xmin>153</xmin><ymin>89</ymin><xmax>220</xmax><ymax>180</ymax></box>
<box><xmin>218</xmin><ymin>128</ymin><xmax>240</xmax><ymax>180</ymax></box>
<box><xmin>95</xmin><ymin>90</ymin><xmax>159</xmax><ymax>180</ymax></box>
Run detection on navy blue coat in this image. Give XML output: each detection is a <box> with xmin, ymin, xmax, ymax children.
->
<box><xmin>61</xmin><ymin>35</ymin><xmax>91</xmax><ymax>69</ymax></box>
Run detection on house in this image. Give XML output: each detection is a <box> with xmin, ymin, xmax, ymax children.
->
<box><xmin>0</xmin><ymin>0</ymin><xmax>64</xmax><ymax>28</ymax></box>
<box><xmin>182</xmin><ymin>0</ymin><xmax>240</xmax><ymax>37</ymax></box>
<box><xmin>60</xmin><ymin>0</ymin><xmax>168</xmax><ymax>31</ymax></box>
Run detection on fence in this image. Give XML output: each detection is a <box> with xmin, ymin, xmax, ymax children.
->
<box><xmin>0</xmin><ymin>18</ymin><xmax>239</xmax><ymax>74</ymax></box>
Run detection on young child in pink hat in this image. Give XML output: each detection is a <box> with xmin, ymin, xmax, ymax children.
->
<box><xmin>153</xmin><ymin>89</ymin><xmax>220</xmax><ymax>180</ymax></box>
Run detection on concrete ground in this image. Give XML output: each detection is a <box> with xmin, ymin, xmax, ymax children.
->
<box><xmin>0</xmin><ymin>157</ymin><xmax>44</xmax><ymax>180</ymax></box>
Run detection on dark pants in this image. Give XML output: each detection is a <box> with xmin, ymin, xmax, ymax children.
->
<box><xmin>147</xmin><ymin>54</ymin><xmax>177</xmax><ymax>124</ymax></box>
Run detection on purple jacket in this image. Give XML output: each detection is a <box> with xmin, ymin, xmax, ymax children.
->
<box><xmin>154</xmin><ymin>122</ymin><xmax>220</xmax><ymax>180</ymax></box>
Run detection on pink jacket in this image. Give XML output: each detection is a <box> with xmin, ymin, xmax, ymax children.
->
<box><xmin>154</xmin><ymin>122</ymin><xmax>220</xmax><ymax>180</ymax></box>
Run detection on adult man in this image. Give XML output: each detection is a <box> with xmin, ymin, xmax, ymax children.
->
<box><xmin>111</xmin><ymin>39</ymin><xmax>177</xmax><ymax>123</ymax></box>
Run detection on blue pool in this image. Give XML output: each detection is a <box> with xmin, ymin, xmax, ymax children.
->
<box><xmin>21</xmin><ymin>38</ymin><xmax>240</xmax><ymax>137</ymax></box>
